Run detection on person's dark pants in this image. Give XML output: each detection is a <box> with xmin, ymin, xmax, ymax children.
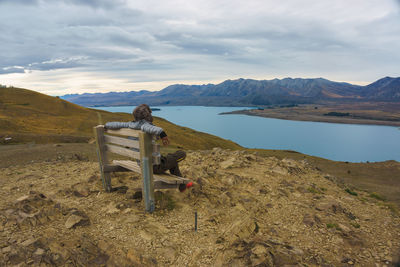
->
<box><xmin>153</xmin><ymin>150</ymin><xmax>186</xmax><ymax>177</ymax></box>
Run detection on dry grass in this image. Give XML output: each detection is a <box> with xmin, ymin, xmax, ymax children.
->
<box><xmin>0</xmin><ymin>87</ymin><xmax>241</xmax><ymax>150</ymax></box>
<box><xmin>250</xmin><ymin>148</ymin><xmax>400</xmax><ymax>207</ymax></box>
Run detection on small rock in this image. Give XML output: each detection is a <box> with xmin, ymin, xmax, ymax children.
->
<box><xmin>97</xmin><ymin>240</ymin><xmax>112</xmax><ymax>252</ymax></box>
<box><xmin>127</xmin><ymin>248</ymin><xmax>142</xmax><ymax>265</ymax></box>
<box><xmin>49</xmin><ymin>242</ymin><xmax>70</xmax><ymax>260</ymax></box>
<box><xmin>220</xmin><ymin>158</ymin><xmax>236</xmax><ymax>169</ymax></box>
<box><xmin>271</xmin><ymin>166</ymin><xmax>288</xmax><ymax>175</ymax></box>
<box><xmin>73</xmin><ymin>185</ymin><xmax>90</xmax><ymax>197</ymax></box>
<box><xmin>2</xmin><ymin>246</ymin><xmax>11</xmax><ymax>253</ymax></box>
<box><xmin>292</xmin><ymin>248</ymin><xmax>304</xmax><ymax>256</ymax></box>
<box><xmin>16</xmin><ymin>195</ymin><xmax>30</xmax><ymax>202</ymax></box>
<box><xmin>315</xmin><ymin>199</ymin><xmax>343</xmax><ymax>214</ymax></box>
<box><xmin>245</xmin><ymin>154</ymin><xmax>256</xmax><ymax>161</ymax></box>
<box><xmin>303</xmin><ymin>214</ymin><xmax>315</xmax><ymax>227</ymax></box>
<box><xmin>338</xmin><ymin>223</ymin><xmax>351</xmax><ymax>234</ymax></box>
<box><xmin>384</xmin><ymin>256</ymin><xmax>392</xmax><ymax>262</ymax></box>
<box><xmin>133</xmin><ymin>190</ymin><xmax>143</xmax><ymax>199</ymax></box>
<box><xmin>34</xmin><ymin>248</ymin><xmax>45</xmax><ymax>256</ymax></box>
<box><xmin>103</xmin><ymin>202</ymin><xmax>120</xmax><ymax>214</ymax></box>
<box><xmin>65</xmin><ymin>214</ymin><xmax>89</xmax><ymax>229</ymax></box>
<box><xmin>20</xmin><ymin>238</ymin><xmax>38</xmax><ymax>247</ymax></box>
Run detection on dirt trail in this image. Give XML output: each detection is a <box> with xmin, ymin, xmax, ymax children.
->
<box><xmin>0</xmin><ymin>148</ymin><xmax>399</xmax><ymax>266</ymax></box>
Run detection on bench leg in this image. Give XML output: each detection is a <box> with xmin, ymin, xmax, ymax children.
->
<box><xmin>142</xmin><ymin>157</ymin><xmax>155</xmax><ymax>212</ymax></box>
<box><xmin>94</xmin><ymin>126</ymin><xmax>112</xmax><ymax>193</ymax></box>
<box><xmin>96</xmin><ymin>148</ymin><xmax>112</xmax><ymax>192</ymax></box>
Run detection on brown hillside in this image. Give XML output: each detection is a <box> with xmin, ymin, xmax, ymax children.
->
<box><xmin>0</xmin><ymin>87</ymin><xmax>241</xmax><ymax>150</ymax></box>
<box><xmin>0</xmin><ymin>149</ymin><xmax>398</xmax><ymax>266</ymax></box>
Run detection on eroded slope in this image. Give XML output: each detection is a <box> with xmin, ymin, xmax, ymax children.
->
<box><xmin>0</xmin><ymin>149</ymin><xmax>399</xmax><ymax>266</ymax></box>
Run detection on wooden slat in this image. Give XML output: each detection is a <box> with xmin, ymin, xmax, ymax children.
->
<box><xmin>106</xmin><ymin>144</ymin><xmax>140</xmax><ymax>159</ymax></box>
<box><xmin>105</xmin><ymin>128</ymin><xmax>140</xmax><ymax>137</ymax></box>
<box><xmin>113</xmin><ymin>160</ymin><xmax>141</xmax><ymax>173</ymax></box>
<box><xmin>104</xmin><ymin>135</ymin><xmax>140</xmax><ymax>149</ymax></box>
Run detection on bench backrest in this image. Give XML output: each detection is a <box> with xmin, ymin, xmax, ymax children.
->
<box><xmin>94</xmin><ymin>125</ymin><xmax>161</xmax><ymax>168</ymax></box>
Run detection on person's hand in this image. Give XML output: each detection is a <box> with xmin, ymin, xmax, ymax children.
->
<box><xmin>161</xmin><ymin>136</ymin><xmax>170</xmax><ymax>146</ymax></box>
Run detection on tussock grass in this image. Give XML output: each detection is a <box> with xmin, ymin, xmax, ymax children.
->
<box><xmin>345</xmin><ymin>188</ymin><xmax>358</xmax><ymax>196</ymax></box>
<box><xmin>369</xmin><ymin>192</ymin><xmax>386</xmax><ymax>201</ymax></box>
<box><xmin>326</xmin><ymin>223</ymin><xmax>341</xmax><ymax>230</ymax></box>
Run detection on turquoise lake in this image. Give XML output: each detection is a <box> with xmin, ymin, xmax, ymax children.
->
<box><xmin>95</xmin><ymin>106</ymin><xmax>400</xmax><ymax>163</ymax></box>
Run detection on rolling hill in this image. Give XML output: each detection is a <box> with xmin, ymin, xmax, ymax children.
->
<box><xmin>0</xmin><ymin>87</ymin><xmax>241</xmax><ymax>150</ymax></box>
<box><xmin>61</xmin><ymin>76</ymin><xmax>400</xmax><ymax>107</ymax></box>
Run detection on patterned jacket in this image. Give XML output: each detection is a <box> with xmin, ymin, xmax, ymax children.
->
<box><xmin>105</xmin><ymin>120</ymin><xmax>167</xmax><ymax>138</ymax></box>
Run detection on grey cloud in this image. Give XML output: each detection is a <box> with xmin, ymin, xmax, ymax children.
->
<box><xmin>0</xmin><ymin>0</ymin><xmax>127</xmax><ymax>8</ymax></box>
<box><xmin>0</xmin><ymin>0</ymin><xmax>399</xmax><ymax>93</ymax></box>
<box><xmin>154</xmin><ymin>33</ymin><xmax>233</xmax><ymax>56</ymax></box>
<box><xmin>0</xmin><ymin>67</ymin><xmax>25</xmax><ymax>74</ymax></box>
<box><xmin>28</xmin><ymin>58</ymin><xmax>86</xmax><ymax>71</ymax></box>
<box><xmin>62</xmin><ymin>0</ymin><xmax>126</xmax><ymax>9</ymax></box>
<box><xmin>0</xmin><ymin>0</ymin><xmax>38</xmax><ymax>4</ymax></box>
<box><xmin>0</xmin><ymin>57</ymin><xmax>87</xmax><ymax>74</ymax></box>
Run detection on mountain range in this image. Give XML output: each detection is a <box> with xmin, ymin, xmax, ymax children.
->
<box><xmin>61</xmin><ymin>76</ymin><xmax>400</xmax><ymax>107</ymax></box>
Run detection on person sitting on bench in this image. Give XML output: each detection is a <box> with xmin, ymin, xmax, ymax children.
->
<box><xmin>105</xmin><ymin>104</ymin><xmax>186</xmax><ymax>177</ymax></box>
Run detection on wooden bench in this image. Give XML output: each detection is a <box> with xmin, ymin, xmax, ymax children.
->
<box><xmin>94</xmin><ymin>125</ymin><xmax>190</xmax><ymax>212</ymax></box>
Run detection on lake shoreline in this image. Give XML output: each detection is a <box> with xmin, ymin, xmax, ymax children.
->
<box><xmin>97</xmin><ymin>105</ymin><xmax>400</xmax><ymax>162</ymax></box>
<box><xmin>221</xmin><ymin>109</ymin><xmax>400</xmax><ymax>127</ymax></box>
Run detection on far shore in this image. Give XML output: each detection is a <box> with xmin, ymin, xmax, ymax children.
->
<box><xmin>221</xmin><ymin>103</ymin><xmax>400</xmax><ymax>127</ymax></box>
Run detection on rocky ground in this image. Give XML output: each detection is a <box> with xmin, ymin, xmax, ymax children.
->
<box><xmin>0</xmin><ymin>148</ymin><xmax>399</xmax><ymax>266</ymax></box>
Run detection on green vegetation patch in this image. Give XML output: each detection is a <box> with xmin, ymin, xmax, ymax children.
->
<box><xmin>350</xmin><ymin>222</ymin><xmax>360</xmax><ymax>228</ymax></box>
<box><xmin>345</xmin><ymin>188</ymin><xmax>358</xmax><ymax>196</ymax></box>
<box><xmin>369</xmin><ymin>192</ymin><xmax>386</xmax><ymax>201</ymax></box>
<box><xmin>326</xmin><ymin>223</ymin><xmax>341</xmax><ymax>230</ymax></box>
<box><xmin>323</xmin><ymin>112</ymin><xmax>350</xmax><ymax>117</ymax></box>
<box><xmin>307</xmin><ymin>187</ymin><xmax>324</xmax><ymax>194</ymax></box>
<box><xmin>306</xmin><ymin>183</ymin><xmax>326</xmax><ymax>194</ymax></box>
<box><xmin>154</xmin><ymin>191</ymin><xmax>176</xmax><ymax>211</ymax></box>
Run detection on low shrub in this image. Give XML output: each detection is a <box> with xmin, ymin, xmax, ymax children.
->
<box><xmin>345</xmin><ymin>188</ymin><xmax>358</xmax><ymax>196</ymax></box>
<box><xmin>326</xmin><ymin>223</ymin><xmax>341</xmax><ymax>230</ymax></box>
<box><xmin>369</xmin><ymin>192</ymin><xmax>386</xmax><ymax>201</ymax></box>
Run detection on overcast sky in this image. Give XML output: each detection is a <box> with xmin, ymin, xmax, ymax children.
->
<box><xmin>1</xmin><ymin>0</ymin><xmax>399</xmax><ymax>95</ymax></box>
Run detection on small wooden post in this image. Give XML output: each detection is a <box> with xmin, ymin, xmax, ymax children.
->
<box><xmin>195</xmin><ymin>211</ymin><xmax>198</xmax><ymax>232</ymax></box>
<box><xmin>94</xmin><ymin>125</ymin><xmax>112</xmax><ymax>192</ymax></box>
<box><xmin>139</xmin><ymin>132</ymin><xmax>155</xmax><ymax>213</ymax></box>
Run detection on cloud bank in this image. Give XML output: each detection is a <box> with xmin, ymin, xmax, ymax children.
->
<box><xmin>0</xmin><ymin>0</ymin><xmax>399</xmax><ymax>95</ymax></box>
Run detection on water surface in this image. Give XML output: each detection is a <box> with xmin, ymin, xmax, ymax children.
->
<box><xmin>95</xmin><ymin>106</ymin><xmax>400</xmax><ymax>162</ymax></box>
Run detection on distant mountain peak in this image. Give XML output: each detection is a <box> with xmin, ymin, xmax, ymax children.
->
<box><xmin>61</xmin><ymin>76</ymin><xmax>400</xmax><ymax>107</ymax></box>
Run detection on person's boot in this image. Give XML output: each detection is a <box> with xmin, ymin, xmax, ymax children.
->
<box><xmin>168</xmin><ymin>150</ymin><xmax>186</xmax><ymax>163</ymax></box>
<box><xmin>166</xmin><ymin>150</ymin><xmax>186</xmax><ymax>176</ymax></box>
